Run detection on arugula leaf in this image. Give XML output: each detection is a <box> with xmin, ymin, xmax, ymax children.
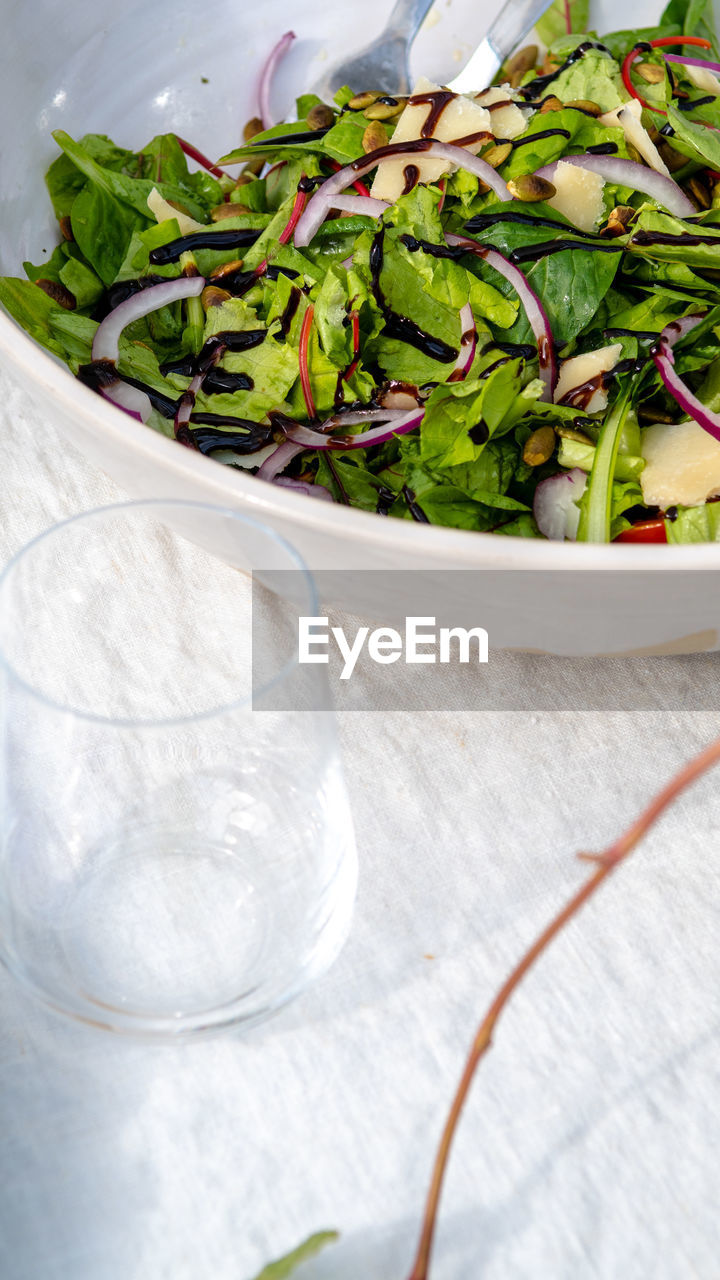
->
<box><xmin>249</xmin><ymin>1231</ymin><xmax>339</xmax><ymax>1279</ymax></box>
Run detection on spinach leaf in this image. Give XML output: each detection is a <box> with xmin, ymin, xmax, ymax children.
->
<box><xmin>58</xmin><ymin>257</ymin><xmax>104</xmax><ymax>309</ymax></box>
<box><xmin>500</xmin><ymin>112</ymin><xmax>627</xmax><ymax>184</ymax></box>
<box><xmin>535</xmin><ymin>0</ymin><xmax>590</xmax><ymax>50</ymax></box>
<box><xmin>70</xmin><ymin>182</ymin><xmax>142</xmax><ymax>285</ymax></box>
<box><xmin>664</xmin><ymin>100</ymin><xmax>720</xmax><ymax>168</ymax></box>
<box><xmin>0</xmin><ymin>277</ymin><xmax>72</xmax><ymax>359</ymax></box>
<box><xmin>464</xmin><ymin>202</ymin><xmax>622</xmax><ymax>345</ymax></box>
<box><xmin>52</xmin><ymin>130</ymin><xmax>209</xmax><ymax>223</ymax></box>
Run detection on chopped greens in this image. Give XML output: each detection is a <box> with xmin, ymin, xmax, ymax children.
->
<box><xmin>4</xmin><ymin>0</ymin><xmax>720</xmax><ymax>541</ymax></box>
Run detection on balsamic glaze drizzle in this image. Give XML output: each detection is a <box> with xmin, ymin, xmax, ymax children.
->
<box><xmin>371</xmin><ymin>229</ymin><xmax>459</xmax><ymax>363</ymax></box>
<box><xmin>631</xmin><ymin>229</ymin><xmax>720</xmax><ymax>248</ymax></box>
<box><xmin>509</xmin><ymin>239</ymin><xmax>624</xmax><ymax>264</ymax></box>
<box><xmin>518</xmin><ymin>42</ymin><xmax>609</xmax><ymax>101</ymax></box>
<box><xmin>677</xmin><ymin>94</ymin><xmax>717</xmax><ymax>112</ymax></box>
<box><xmin>402</xmin><ymin>485</ymin><xmax>430</xmax><ymax>522</ymax></box>
<box><xmin>464</xmin><ymin>210</ymin><xmax>602</xmax><ymax>240</ymax></box>
<box><xmin>189</xmin><ymin>422</ymin><xmax>273</xmax><ymax>453</ymax></box>
<box><xmin>149</xmin><ymin>228</ymin><xmax>262</xmax><ymax>264</ymax></box>
<box><xmin>509</xmin><ymin>128</ymin><xmax>571</xmax><ymax>150</ymax></box>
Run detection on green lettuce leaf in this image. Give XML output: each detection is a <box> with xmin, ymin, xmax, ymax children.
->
<box><xmin>542</xmin><ymin>45</ymin><xmax>626</xmax><ymax>112</ymax></box>
<box><xmin>666</xmin><ymin>503</ymin><xmax>720</xmax><ymax>541</ymax></box>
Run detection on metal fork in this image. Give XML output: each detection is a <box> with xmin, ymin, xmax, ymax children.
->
<box><xmin>313</xmin><ymin>0</ymin><xmax>555</xmax><ymax>102</ymax></box>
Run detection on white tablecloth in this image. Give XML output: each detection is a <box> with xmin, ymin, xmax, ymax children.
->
<box><xmin>1</xmin><ymin>361</ymin><xmax>719</xmax><ymax>1280</ymax></box>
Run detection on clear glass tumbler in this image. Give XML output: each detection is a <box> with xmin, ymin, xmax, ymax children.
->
<box><xmin>0</xmin><ymin>500</ymin><xmax>357</xmax><ymax>1036</ymax></box>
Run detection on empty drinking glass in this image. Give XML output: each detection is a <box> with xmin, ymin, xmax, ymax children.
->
<box><xmin>0</xmin><ymin>500</ymin><xmax>357</xmax><ymax>1035</ymax></box>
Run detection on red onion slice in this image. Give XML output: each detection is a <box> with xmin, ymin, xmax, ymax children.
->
<box><xmin>101</xmin><ymin>381</ymin><xmax>151</xmax><ymax>422</ymax></box>
<box><xmin>257</xmin><ymin>31</ymin><xmax>296</xmax><ymax>130</ymax></box>
<box><xmin>665</xmin><ymin>53</ymin><xmax>720</xmax><ymax>73</ymax></box>
<box><xmin>275</xmin><ymin>476</ymin><xmax>334</xmax><ymax>500</ymax></box>
<box><xmin>445</xmin><ymin>234</ymin><xmax>557</xmax><ymax>400</ymax></box>
<box><xmin>329</xmin><ymin>194</ymin><xmax>390</xmax><ymax>218</ymax></box>
<box><xmin>650</xmin><ymin>312</ymin><xmax>720</xmax><ymax>441</ymax></box>
<box><xmin>534</xmin><ymin>153</ymin><xmax>695</xmax><ymax>218</ymax></box>
<box><xmin>92</xmin><ymin>276</ymin><xmax>206</xmax><ymax>363</ymax></box>
<box><xmin>256</xmin><ymin>439</ymin><xmax>305</xmax><ymax>481</ymax></box>
<box><xmin>533</xmin><ymin>467</ymin><xmax>587</xmax><ymax>540</ymax></box>
<box><xmin>280</xmin><ymin>407</ymin><xmax>424</xmax><ymax>450</ymax></box>
<box><xmin>293</xmin><ymin>141</ymin><xmax>511</xmax><ymax>248</ymax></box>
<box><xmin>448</xmin><ymin>302</ymin><xmax>477</xmax><ymax>383</ymax></box>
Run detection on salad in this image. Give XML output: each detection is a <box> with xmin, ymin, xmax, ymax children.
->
<box><xmin>6</xmin><ymin>0</ymin><xmax>720</xmax><ymax>543</ymax></box>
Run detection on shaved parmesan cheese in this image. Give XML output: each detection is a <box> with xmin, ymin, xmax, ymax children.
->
<box><xmin>147</xmin><ymin>187</ymin><xmax>205</xmax><ymax>235</ymax></box>
<box><xmin>641</xmin><ymin>419</ymin><xmax>720</xmax><ymax>507</ymax></box>
<box><xmin>598</xmin><ymin>99</ymin><xmax>670</xmax><ymax>176</ymax></box>
<box><xmin>475</xmin><ymin>85</ymin><xmax>529</xmax><ymax>140</ymax></box>
<box><xmin>546</xmin><ymin>160</ymin><xmax>606</xmax><ymax>234</ymax></box>
<box><xmin>370</xmin><ymin>77</ymin><xmax>491</xmax><ymax>203</ymax></box>
<box><xmin>554</xmin><ymin>343</ymin><xmax>623</xmax><ymax>414</ymax></box>
<box><xmin>684</xmin><ymin>62</ymin><xmax>720</xmax><ymax>96</ymax></box>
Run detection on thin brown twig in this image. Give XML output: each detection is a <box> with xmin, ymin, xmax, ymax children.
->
<box><xmin>406</xmin><ymin>732</ymin><xmax>720</xmax><ymax>1280</ymax></box>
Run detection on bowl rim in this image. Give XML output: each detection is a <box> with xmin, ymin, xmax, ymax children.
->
<box><xmin>3</xmin><ymin>305</ymin><xmax>720</xmax><ymax>571</ymax></box>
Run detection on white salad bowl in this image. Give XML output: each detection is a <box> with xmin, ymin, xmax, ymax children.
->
<box><xmin>2</xmin><ymin>0</ymin><xmax>720</xmax><ymax>656</ymax></box>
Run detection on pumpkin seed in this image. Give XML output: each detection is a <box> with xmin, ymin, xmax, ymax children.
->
<box><xmin>507</xmin><ymin>174</ymin><xmax>556</xmax><ymax>202</ymax></box>
<box><xmin>539</xmin><ymin>95</ymin><xmax>564</xmax><ymax>114</ymax></box>
<box><xmin>567</xmin><ymin>99</ymin><xmax>602</xmax><ymax>116</ymax></box>
<box><xmin>506</xmin><ymin>45</ymin><xmax>538</xmax><ymax>88</ymax></box>
<box><xmin>348</xmin><ymin>91</ymin><xmax>382</xmax><ymax>110</ymax></box>
<box><xmin>636</xmin><ymin>61</ymin><xmax>665</xmax><ymax>84</ymax></box>
<box><xmin>364</xmin><ymin>98</ymin><xmax>406</xmax><ymax>121</ymax></box>
<box><xmin>482</xmin><ymin>142</ymin><xmax>512</xmax><ymax>169</ymax></box>
<box><xmin>243</xmin><ymin>116</ymin><xmax>264</xmax><ymax>142</ymax></box>
<box><xmin>523</xmin><ymin>425</ymin><xmax>556</xmax><ymax>466</ymax></box>
<box><xmin>210</xmin><ymin>202</ymin><xmax>253</xmax><ymax>221</ymax></box>
<box><xmin>307</xmin><ymin>103</ymin><xmax>335</xmax><ymax>130</ymax></box>
<box><xmin>202</xmin><ymin>286</ymin><xmax>232</xmax><ymax>309</ymax></box>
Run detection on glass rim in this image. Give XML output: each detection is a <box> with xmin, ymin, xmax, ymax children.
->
<box><xmin>0</xmin><ymin>498</ymin><xmax>319</xmax><ymax>728</ymax></box>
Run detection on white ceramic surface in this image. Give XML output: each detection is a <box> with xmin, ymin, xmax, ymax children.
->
<box><xmin>2</xmin><ymin>0</ymin><xmax>720</xmax><ymax>655</ymax></box>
